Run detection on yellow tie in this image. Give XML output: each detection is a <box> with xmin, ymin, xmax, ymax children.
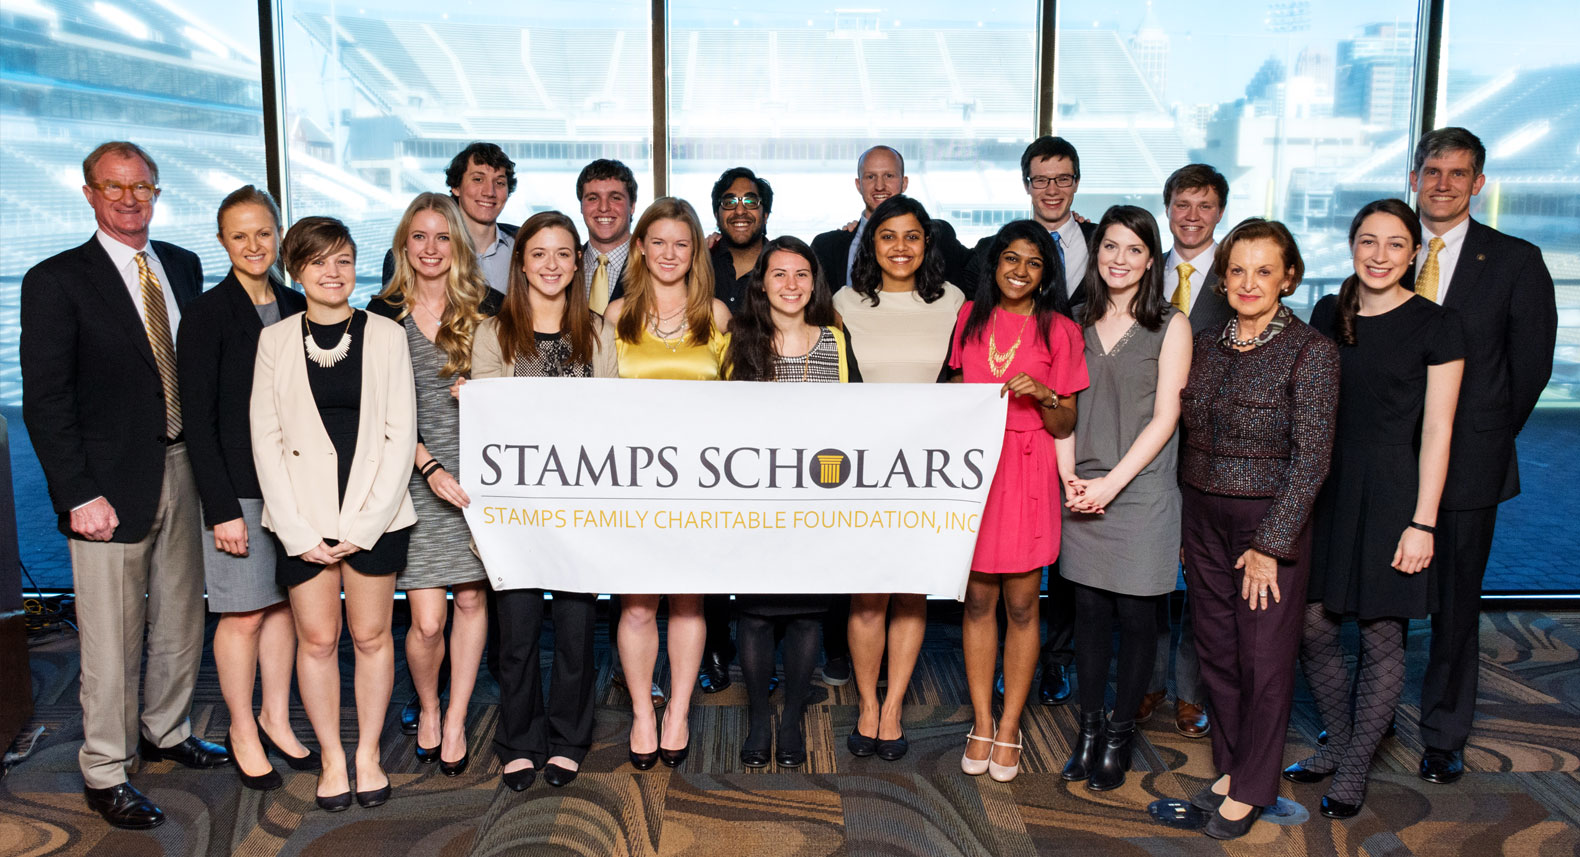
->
<box><xmin>589</xmin><ymin>253</ymin><xmax>610</xmax><ymax>314</ymax></box>
<box><xmin>1171</xmin><ymin>262</ymin><xmax>1194</xmax><ymax>315</ymax></box>
<box><xmin>1415</xmin><ymin>237</ymin><xmax>1445</xmax><ymax>303</ymax></box>
<box><xmin>135</xmin><ymin>252</ymin><xmax>181</xmax><ymax>438</ymax></box>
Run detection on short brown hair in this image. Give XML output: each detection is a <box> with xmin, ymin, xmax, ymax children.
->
<box><xmin>1214</xmin><ymin>218</ymin><xmax>1304</xmax><ymax>296</ymax></box>
<box><xmin>1163</xmin><ymin>163</ymin><xmax>1229</xmax><ymax>208</ymax></box>
<box><xmin>83</xmin><ymin>141</ymin><xmax>159</xmax><ymax>186</ymax></box>
<box><xmin>282</xmin><ymin>216</ymin><xmax>357</xmax><ymax>281</ymax></box>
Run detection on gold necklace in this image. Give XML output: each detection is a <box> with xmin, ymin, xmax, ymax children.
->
<box><xmin>987</xmin><ymin>309</ymin><xmax>1032</xmax><ymax>378</ymax></box>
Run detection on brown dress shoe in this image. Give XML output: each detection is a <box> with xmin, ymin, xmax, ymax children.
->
<box><xmin>1136</xmin><ymin>690</ymin><xmax>1167</xmax><ymax>721</ymax></box>
<box><xmin>1175</xmin><ymin>700</ymin><xmax>1210</xmax><ymax>738</ymax></box>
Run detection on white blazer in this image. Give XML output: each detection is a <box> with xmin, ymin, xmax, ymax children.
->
<box><xmin>251</xmin><ymin>310</ymin><xmax>418</xmax><ymax>557</ymax></box>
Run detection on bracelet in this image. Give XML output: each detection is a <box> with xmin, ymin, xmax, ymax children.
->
<box><xmin>1408</xmin><ymin>521</ymin><xmax>1436</xmax><ymax>534</ymax></box>
<box><xmin>1040</xmin><ymin>393</ymin><xmax>1060</xmax><ymax>410</ymax></box>
<box><xmin>420</xmin><ymin>459</ymin><xmax>445</xmax><ymax>479</ymax></box>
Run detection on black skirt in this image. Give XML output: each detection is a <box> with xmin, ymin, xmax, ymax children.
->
<box><xmin>275</xmin><ymin>526</ymin><xmax>412</xmax><ymax>586</ymax></box>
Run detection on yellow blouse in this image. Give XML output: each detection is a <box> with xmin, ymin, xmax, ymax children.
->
<box><xmin>612</xmin><ymin>325</ymin><xmax>731</xmax><ymax>380</ymax></box>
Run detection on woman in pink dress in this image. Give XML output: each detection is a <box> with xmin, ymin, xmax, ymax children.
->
<box><xmin>949</xmin><ymin>219</ymin><xmax>1088</xmax><ymax>782</ymax></box>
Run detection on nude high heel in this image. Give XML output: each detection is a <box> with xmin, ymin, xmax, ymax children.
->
<box><xmin>988</xmin><ymin>733</ymin><xmax>1023</xmax><ymax>783</ymax></box>
<box><xmin>961</xmin><ymin>726</ymin><xmax>994</xmax><ymax>776</ymax></box>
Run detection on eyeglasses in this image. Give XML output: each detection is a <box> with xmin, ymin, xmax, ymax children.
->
<box><xmin>719</xmin><ymin>194</ymin><xmax>762</xmax><ymax>210</ymax></box>
<box><xmin>91</xmin><ymin>181</ymin><xmax>160</xmax><ymax>201</ymax></box>
<box><xmin>1025</xmin><ymin>175</ymin><xmax>1077</xmax><ymax>190</ymax></box>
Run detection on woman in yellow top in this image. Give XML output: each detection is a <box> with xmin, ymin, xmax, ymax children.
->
<box><xmin>602</xmin><ymin>197</ymin><xmax>732</xmax><ymax>769</ymax></box>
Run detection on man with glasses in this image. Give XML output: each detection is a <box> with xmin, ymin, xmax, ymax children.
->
<box><xmin>709</xmin><ymin>167</ymin><xmax>773</xmax><ymax>312</ymax></box>
<box><xmin>382</xmin><ymin>142</ymin><xmax>519</xmax><ymax>292</ymax></box>
<box><xmin>22</xmin><ymin>141</ymin><xmax>227</xmax><ymax>830</ymax></box>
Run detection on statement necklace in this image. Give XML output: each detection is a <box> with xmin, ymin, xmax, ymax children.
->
<box><xmin>1227</xmin><ymin>306</ymin><xmax>1289</xmax><ymax>350</ymax></box>
<box><xmin>987</xmin><ymin>309</ymin><xmax>1032</xmax><ymax>378</ymax></box>
<box><xmin>303</xmin><ymin>313</ymin><xmax>355</xmax><ymax>368</ymax></box>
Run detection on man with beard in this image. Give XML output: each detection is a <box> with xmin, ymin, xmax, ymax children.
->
<box><xmin>709</xmin><ymin>167</ymin><xmax>773</xmax><ymax>312</ymax></box>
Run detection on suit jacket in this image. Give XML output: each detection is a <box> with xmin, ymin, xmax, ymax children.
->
<box><xmin>1405</xmin><ymin>218</ymin><xmax>1556</xmax><ymax>509</ymax></box>
<box><xmin>176</xmin><ymin>272</ymin><xmax>307</xmax><ymax>527</ymax></box>
<box><xmin>965</xmin><ymin>219</ymin><xmax>1098</xmax><ymax>305</ymax></box>
<box><xmin>21</xmin><ymin>236</ymin><xmax>203</xmax><ymax>541</ymax></box>
<box><xmin>811</xmin><ymin>218</ymin><xmax>975</xmax><ymax>292</ymax></box>
<box><xmin>381</xmin><ymin>221</ymin><xmax>519</xmax><ymax>287</ymax></box>
<box><xmin>1186</xmin><ymin>270</ymin><xmax>1232</xmax><ymax>337</ymax></box>
<box><xmin>250</xmin><ymin>310</ymin><xmax>418</xmax><ymax>556</ymax></box>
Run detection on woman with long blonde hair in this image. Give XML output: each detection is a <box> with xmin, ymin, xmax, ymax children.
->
<box><xmin>603</xmin><ymin>197</ymin><xmax>732</xmax><ymax>770</ymax></box>
<box><xmin>368</xmin><ymin>192</ymin><xmax>501</xmax><ymax>776</ymax></box>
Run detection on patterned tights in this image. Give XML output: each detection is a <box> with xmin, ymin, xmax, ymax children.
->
<box><xmin>1298</xmin><ymin>603</ymin><xmax>1407</xmax><ymax>805</ymax></box>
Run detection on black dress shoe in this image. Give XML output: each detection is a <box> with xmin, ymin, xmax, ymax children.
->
<box><xmin>138</xmin><ymin>735</ymin><xmax>231</xmax><ymax>769</ymax></box>
<box><xmin>875</xmin><ymin>734</ymin><xmax>909</xmax><ymax>762</ymax></box>
<box><xmin>502</xmin><ymin>766</ymin><xmax>536</xmax><ymax>791</ymax></box>
<box><xmin>225</xmin><ymin>731</ymin><xmax>283</xmax><ymax>792</ymax></box>
<box><xmin>659</xmin><ymin>742</ymin><xmax>690</xmax><ymax>768</ymax></box>
<box><xmin>399</xmin><ymin>694</ymin><xmax>420</xmax><ymax>736</ymax></box>
<box><xmin>629</xmin><ymin>747</ymin><xmax>659</xmax><ymax>770</ymax></box>
<box><xmin>776</xmin><ymin>747</ymin><xmax>807</xmax><ymax>768</ymax></box>
<box><xmin>1039</xmin><ymin>664</ymin><xmax>1071</xmax><ymax>706</ymax></box>
<box><xmin>84</xmin><ymin>783</ymin><xmax>165</xmax><ymax>830</ymax></box>
<box><xmin>741</xmin><ymin>746</ymin><xmax>771</xmax><ymax>768</ymax></box>
<box><xmin>1190</xmin><ymin>786</ymin><xmax>1227</xmax><ymax>813</ymax></box>
<box><xmin>440</xmin><ymin>752</ymin><xmax>470</xmax><ymax>777</ymax></box>
<box><xmin>1419</xmin><ymin>747</ymin><xmax>1464</xmax><ymax>784</ymax></box>
<box><xmin>993</xmin><ymin>672</ymin><xmax>1006</xmax><ymax>701</ymax></box>
<box><xmin>1086</xmin><ymin>719</ymin><xmax>1135</xmax><ymax>791</ymax></box>
<box><xmin>258</xmin><ymin>724</ymin><xmax>321</xmax><ymax>771</ymax></box>
<box><xmin>847</xmin><ymin>728</ymin><xmax>877</xmax><ymax>757</ymax></box>
<box><xmin>1202</xmin><ymin>804</ymin><xmax>1261</xmax><ymax>840</ymax></box>
<box><xmin>1060</xmin><ymin>710</ymin><xmax>1104</xmax><ymax>781</ymax></box>
<box><xmin>1282</xmin><ymin>761</ymin><xmax>1335</xmax><ymax>784</ymax></box>
<box><xmin>542</xmin><ymin>763</ymin><xmax>579</xmax><ymax>787</ymax></box>
<box><xmin>415</xmin><ymin>742</ymin><xmax>439</xmax><ymax>764</ymax></box>
<box><xmin>1320</xmin><ymin>794</ymin><xmax>1362</xmax><ymax>819</ymax></box>
<box><xmin>698</xmin><ymin>650</ymin><xmax>732</xmax><ymax>694</ymax></box>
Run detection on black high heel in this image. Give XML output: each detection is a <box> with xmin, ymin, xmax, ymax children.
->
<box><xmin>225</xmin><ymin>730</ymin><xmax>283</xmax><ymax>792</ymax></box>
<box><xmin>257</xmin><ymin>721</ymin><xmax>321</xmax><ymax>771</ymax></box>
<box><xmin>440</xmin><ymin>752</ymin><xmax>470</xmax><ymax>777</ymax></box>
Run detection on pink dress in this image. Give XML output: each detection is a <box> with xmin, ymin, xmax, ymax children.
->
<box><xmin>949</xmin><ymin>303</ymin><xmax>1088</xmax><ymax>573</ymax></box>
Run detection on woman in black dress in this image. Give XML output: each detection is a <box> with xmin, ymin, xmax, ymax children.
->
<box><xmin>252</xmin><ymin>217</ymin><xmax>417</xmax><ymax>811</ymax></box>
<box><xmin>1286</xmin><ymin>198</ymin><xmax>1464</xmax><ymax>818</ymax></box>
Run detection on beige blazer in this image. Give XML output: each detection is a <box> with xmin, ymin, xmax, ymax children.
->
<box><xmin>472</xmin><ymin>315</ymin><xmax>618</xmax><ymax>379</ymax></box>
<box><xmin>251</xmin><ymin>311</ymin><xmax>418</xmax><ymax>557</ymax></box>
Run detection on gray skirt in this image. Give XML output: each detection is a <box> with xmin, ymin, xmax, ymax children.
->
<box><xmin>203</xmin><ymin>498</ymin><xmax>287</xmax><ymax>613</ymax></box>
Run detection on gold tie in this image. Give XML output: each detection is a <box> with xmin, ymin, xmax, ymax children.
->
<box><xmin>135</xmin><ymin>252</ymin><xmax>181</xmax><ymax>437</ymax></box>
<box><xmin>1171</xmin><ymin>262</ymin><xmax>1194</xmax><ymax>315</ymax></box>
<box><xmin>1415</xmin><ymin>237</ymin><xmax>1445</xmax><ymax>303</ymax></box>
<box><xmin>589</xmin><ymin>253</ymin><xmax>610</xmax><ymax>314</ymax></box>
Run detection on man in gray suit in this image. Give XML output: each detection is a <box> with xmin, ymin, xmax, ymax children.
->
<box><xmin>1137</xmin><ymin>163</ymin><xmax>1231</xmax><ymax>739</ymax></box>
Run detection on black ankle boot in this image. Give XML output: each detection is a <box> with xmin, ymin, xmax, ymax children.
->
<box><xmin>1087</xmin><ymin>718</ymin><xmax>1136</xmax><ymax>791</ymax></box>
<box><xmin>1060</xmin><ymin>710</ymin><xmax>1105</xmax><ymax>781</ymax></box>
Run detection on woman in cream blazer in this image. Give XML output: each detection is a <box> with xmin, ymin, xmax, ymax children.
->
<box><xmin>251</xmin><ymin>216</ymin><xmax>416</xmax><ymax>812</ymax></box>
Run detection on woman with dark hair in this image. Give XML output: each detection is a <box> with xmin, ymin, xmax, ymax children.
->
<box><xmin>832</xmin><ymin>194</ymin><xmax>965</xmax><ymax>760</ymax></box>
<box><xmin>1055</xmin><ymin>206</ymin><xmax>1192</xmax><ymax>791</ymax></box>
<box><xmin>603</xmin><ymin>197</ymin><xmax>733</xmax><ymax>770</ymax></box>
<box><xmin>1287</xmin><ymin>198</ymin><xmax>1463</xmax><ymax>818</ymax></box>
<box><xmin>723</xmin><ymin>236</ymin><xmax>860</xmax><ymax>769</ymax></box>
<box><xmin>462</xmin><ymin>211</ymin><xmax>615</xmax><ymax>790</ymax></box>
<box><xmin>177</xmin><ymin>186</ymin><xmax>313</xmax><ymax>791</ymax></box>
<box><xmin>252</xmin><ymin>216</ymin><xmax>417</xmax><ymax>811</ymax></box>
<box><xmin>950</xmin><ymin>220</ymin><xmax>1086</xmax><ymax>783</ymax></box>
<box><xmin>1179</xmin><ymin>218</ymin><xmax>1338</xmax><ymax>839</ymax></box>
<box><xmin>367</xmin><ymin>193</ymin><xmax>499</xmax><ymax>777</ymax></box>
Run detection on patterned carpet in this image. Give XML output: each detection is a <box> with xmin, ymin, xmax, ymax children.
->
<box><xmin>3</xmin><ymin>606</ymin><xmax>1580</xmax><ymax>856</ymax></box>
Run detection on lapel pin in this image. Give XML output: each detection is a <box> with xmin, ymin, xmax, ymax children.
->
<box><xmin>1477</xmin><ymin>254</ymin><xmax>1486</xmax><ymax>261</ymax></box>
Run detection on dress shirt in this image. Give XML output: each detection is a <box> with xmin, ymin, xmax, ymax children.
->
<box><xmin>96</xmin><ymin>230</ymin><xmax>181</xmax><ymax>332</ymax></box>
<box><xmin>584</xmin><ymin>240</ymin><xmax>631</xmax><ymax>302</ymax></box>
<box><xmin>475</xmin><ymin>226</ymin><xmax>514</xmax><ymax>294</ymax></box>
<box><xmin>1052</xmin><ymin>217</ymin><xmax>1089</xmax><ymax>295</ymax></box>
<box><xmin>1415</xmin><ymin>216</ymin><xmax>1470</xmax><ymax>305</ymax></box>
<box><xmin>1165</xmin><ymin>242</ymin><xmax>1217</xmax><ymax>316</ymax></box>
<box><xmin>846</xmin><ymin>216</ymin><xmax>868</xmax><ymax>287</ymax></box>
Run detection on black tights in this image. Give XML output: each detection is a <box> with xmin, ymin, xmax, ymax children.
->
<box><xmin>1299</xmin><ymin>604</ymin><xmax>1407</xmax><ymax>804</ymax></box>
<box><xmin>1073</xmin><ymin>583</ymin><xmax>1159</xmax><ymax>723</ymax></box>
<box><xmin>738</xmin><ymin>611</ymin><xmax>821</xmax><ymax>755</ymax></box>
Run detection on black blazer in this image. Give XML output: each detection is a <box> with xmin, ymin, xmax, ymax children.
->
<box><xmin>176</xmin><ymin>272</ymin><xmax>307</xmax><ymax>527</ymax></box>
<box><xmin>811</xmin><ymin>218</ymin><xmax>975</xmax><ymax>292</ymax></box>
<box><xmin>1405</xmin><ymin>218</ymin><xmax>1556</xmax><ymax>509</ymax></box>
<box><xmin>381</xmin><ymin>221</ymin><xmax>519</xmax><ymax>287</ymax></box>
<box><xmin>21</xmin><ymin>237</ymin><xmax>203</xmax><ymax>541</ymax></box>
<box><xmin>964</xmin><ymin>220</ymin><xmax>1098</xmax><ymax>305</ymax></box>
<box><xmin>1186</xmin><ymin>270</ymin><xmax>1233</xmax><ymax>337</ymax></box>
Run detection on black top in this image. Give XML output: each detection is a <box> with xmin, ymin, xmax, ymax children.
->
<box><xmin>304</xmin><ymin>312</ymin><xmax>367</xmax><ymax>499</ymax></box>
<box><xmin>176</xmin><ymin>272</ymin><xmax>307</xmax><ymax>525</ymax></box>
<box><xmin>1308</xmin><ymin>294</ymin><xmax>1465</xmax><ymax>618</ymax></box>
<box><xmin>710</xmin><ymin>243</ymin><xmax>757</xmax><ymax>311</ymax></box>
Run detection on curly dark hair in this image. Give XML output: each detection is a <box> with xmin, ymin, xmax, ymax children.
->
<box><xmin>710</xmin><ymin>166</ymin><xmax>774</xmax><ymax>217</ymax></box>
<box><xmin>724</xmin><ymin>236</ymin><xmax>837</xmax><ymax>382</ymax></box>
<box><xmin>849</xmin><ymin>195</ymin><xmax>947</xmax><ymax>306</ymax></box>
<box><xmin>958</xmin><ymin>220</ymin><xmax>1072</xmax><ymax>350</ymax></box>
<box><xmin>444</xmin><ymin>142</ymin><xmax>517</xmax><ymax>194</ymax></box>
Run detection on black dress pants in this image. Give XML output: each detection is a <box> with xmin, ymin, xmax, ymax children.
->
<box><xmin>1039</xmin><ymin>561</ymin><xmax>1076</xmax><ymax>668</ymax></box>
<box><xmin>1419</xmin><ymin>505</ymin><xmax>1499</xmax><ymax>751</ymax></box>
<box><xmin>493</xmin><ymin>589</ymin><xmax>598</xmax><ymax>767</ymax></box>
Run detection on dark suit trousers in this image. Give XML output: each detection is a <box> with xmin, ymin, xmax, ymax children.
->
<box><xmin>1040</xmin><ymin>562</ymin><xmax>1076</xmax><ymax>667</ymax></box>
<box><xmin>1183</xmin><ymin>486</ymin><xmax>1310</xmax><ymax>807</ymax></box>
<box><xmin>493</xmin><ymin>589</ymin><xmax>597</xmax><ymax>767</ymax></box>
<box><xmin>1419</xmin><ymin>505</ymin><xmax>1498</xmax><ymax>751</ymax></box>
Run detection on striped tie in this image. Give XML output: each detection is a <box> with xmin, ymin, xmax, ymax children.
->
<box><xmin>1415</xmin><ymin>237</ymin><xmax>1445</xmax><ymax>303</ymax></box>
<box><xmin>135</xmin><ymin>252</ymin><xmax>181</xmax><ymax>438</ymax></box>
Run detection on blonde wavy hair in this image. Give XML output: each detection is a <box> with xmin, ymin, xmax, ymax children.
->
<box><xmin>378</xmin><ymin>192</ymin><xmax>490</xmax><ymax>377</ymax></box>
<box><xmin>615</xmin><ymin>197</ymin><xmax>716</xmax><ymax>346</ymax></box>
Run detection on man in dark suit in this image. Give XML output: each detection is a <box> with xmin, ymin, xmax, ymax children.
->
<box><xmin>1407</xmin><ymin>128</ymin><xmax>1557</xmax><ymax>784</ymax></box>
<box><xmin>579</xmin><ymin>158</ymin><xmax>639</xmax><ymax>314</ymax></box>
<box><xmin>1137</xmin><ymin>163</ymin><xmax>1232</xmax><ymax>738</ymax></box>
<box><xmin>381</xmin><ymin>142</ymin><xmax>519</xmax><ymax>291</ymax></box>
<box><xmin>811</xmin><ymin>145</ymin><xmax>973</xmax><ymax>291</ymax></box>
<box><xmin>21</xmin><ymin>141</ymin><xmax>228</xmax><ymax>830</ymax></box>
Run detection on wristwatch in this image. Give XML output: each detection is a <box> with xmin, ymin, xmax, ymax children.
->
<box><xmin>1039</xmin><ymin>392</ymin><xmax>1059</xmax><ymax>409</ymax></box>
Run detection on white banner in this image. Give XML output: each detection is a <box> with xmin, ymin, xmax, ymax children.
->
<box><xmin>460</xmin><ymin>378</ymin><xmax>1007</xmax><ymax>599</ymax></box>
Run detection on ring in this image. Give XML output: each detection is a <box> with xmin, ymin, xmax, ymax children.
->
<box><xmin>1260</xmin><ymin>589</ymin><xmax>1269</xmax><ymax>596</ymax></box>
